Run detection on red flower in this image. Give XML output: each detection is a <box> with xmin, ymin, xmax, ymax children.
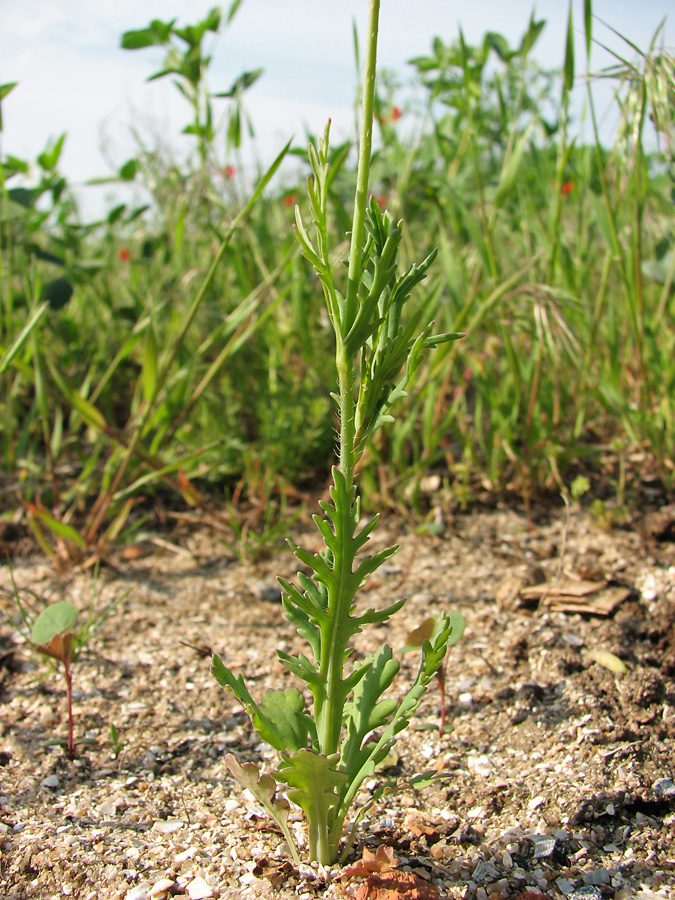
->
<box><xmin>224</xmin><ymin>165</ymin><xmax>236</xmax><ymax>179</ymax></box>
<box><xmin>561</xmin><ymin>180</ymin><xmax>574</xmax><ymax>195</ymax></box>
<box><xmin>391</xmin><ymin>105</ymin><xmax>402</xmax><ymax>121</ymax></box>
<box><xmin>118</xmin><ymin>248</ymin><xmax>130</xmax><ymax>263</ymax></box>
<box><xmin>376</xmin><ymin>195</ymin><xmax>387</xmax><ymax>209</ymax></box>
<box><xmin>283</xmin><ymin>193</ymin><xmax>296</xmax><ymax>207</ymax></box>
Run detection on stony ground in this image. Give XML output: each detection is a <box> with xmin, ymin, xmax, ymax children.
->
<box><xmin>1</xmin><ymin>500</ymin><xmax>674</xmax><ymax>900</ymax></box>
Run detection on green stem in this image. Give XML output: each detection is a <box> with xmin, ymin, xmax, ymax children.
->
<box><xmin>320</xmin><ymin>0</ymin><xmax>380</xmax><ymax>759</ymax></box>
<box><xmin>344</xmin><ymin>0</ymin><xmax>380</xmax><ymax>333</ymax></box>
<box><xmin>339</xmin><ymin>0</ymin><xmax>380</xmax><ymax>484</ymax></box>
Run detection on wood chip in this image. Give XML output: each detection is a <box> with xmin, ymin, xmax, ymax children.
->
<box><xmin>518</xmin><ymin>578</ymin><xmax>631</xmax><ymax>615</ymax></box>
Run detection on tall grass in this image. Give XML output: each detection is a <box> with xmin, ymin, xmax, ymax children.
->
<box><xmin>1</xmin><ymin>1</ymin><xmax>673</xmax><ymax>560</ymax></box>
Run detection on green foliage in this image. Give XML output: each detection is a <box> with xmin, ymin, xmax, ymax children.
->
<box><xmin>1</xmin><ymin>0</ymin><xmax>674</xmax><ymax>568</ymax></box>
<box><xmin>31</xmin><ymin>601</ymin><xmax>78</xmax><ymax>645</ymax></box>
<box><xmin>213</xmin><ymin>0</ymin><xmax>465</xmax><ymax>864</ymax></box>
<box><xmin>121</xmin><ymin>2</ymin><xmax>259</xmax><ymax>160</ymax></box>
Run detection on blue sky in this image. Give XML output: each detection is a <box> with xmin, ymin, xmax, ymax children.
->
<box><xmin>1</xmin><ymin>0</ymin><xmax>672</xmax><ymax>216</ymax></box>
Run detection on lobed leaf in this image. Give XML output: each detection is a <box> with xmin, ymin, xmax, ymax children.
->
<box><xmin>276</xmin><ymin>750</ymin><xmax>347</xmax><ymax>863</ymax></box>
<box><xmin>224</xmin><ymin>754</ymin><xmax>300</xmax><ymax>864</ymax></box>
<box><xmin>212</xmin><ymin>656</ymin><xmax>308</xmax><ymax>753</ymax></box>
<box><xmin>341</xmin><ymin>644</ymin><xmax>401</xmax><ymax>776</ymax></box>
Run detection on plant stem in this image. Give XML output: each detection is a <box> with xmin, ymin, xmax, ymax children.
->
<box><xmin>320</xmin><ymin>0</ymin><xmax>380</xmax><ymax>760</ymax></box>
<box><xmin>63</xmin><ymin>657</ymin><xmax>75</xmax><ymax>759</ymax></box>
<box><xmin>344</xmin><ymin>0</ymin><xmax>380</xmax><ymax>337</ymax></box>
<box><xmin>339</xmin><ymin>0</ymin><xmax>380</xmax><ymax>483</ymax></box>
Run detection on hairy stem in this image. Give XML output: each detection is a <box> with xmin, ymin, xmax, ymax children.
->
<box><xmin>344</xmin><ymin>0</ymin><xmax>380</xmax><ymax>339</ymax></box>
<box><xmin>321</xmin><ymin>0</ymin><xmax>380</xmax><ymax>757</ymax></box>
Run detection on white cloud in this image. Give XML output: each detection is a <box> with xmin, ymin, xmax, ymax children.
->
<box><xmin>1</xmin><ymin>0</ymin><xmax>671</xmax><ymax>218</ymax></box>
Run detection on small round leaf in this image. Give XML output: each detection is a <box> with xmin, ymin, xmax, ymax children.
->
<box><xmin>31</xmin><ymin>601</ymin><xmax>79</xmax><ymax>645</ymax></box>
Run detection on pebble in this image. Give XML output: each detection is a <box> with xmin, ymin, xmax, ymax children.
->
<box><xmin>583</xmin><ymin>869</ymin><xmax>611</xmax><ymax>886</ymax></box>
<box><xmin>531</xmin><ymin>836</ymin><xmax>557</xmax><ymax>859</ymax></box>
<box><xmin>528</xmin><ymin>795</ymin><xmax>545</xmax><ymax>811</ymax></box>
<box><xmin>489</xmin><ymin>877</ymin><xmax>509</xmax><ymax>898</ymax></box>
<box><xmin>472</xmin><ymin>860</ymin><xmax>500</xmax><ymax>883</ymax></box>
<box><xmin>224</xmin><ymin>799</ymin><xmax>241</xmax><ymax>813</ymax></box>
<box><xmin>563</xmin><ymin>632</ymin><xmax>585</xmax><ymax>647</ymax></box>
<box><xmin>98</xmin><ymin>800</ymin><xmax>118</xmax><ymax>818</ymax></box>
<box><xmin>186</xmin><ymin>875</ymin><xmax>214</xmax><ymax>899</ymax></box>
<box><xmin>42</xmin><ymin>775</ymin><xmax>59</xmax><ymax>789</ymax></box>
<box><xmin>653</xmin><ymin>778</ymin><xmax>675</xmax><ymax>799</ymax></box>
<box><xmin>468</xmin><ymin>754</ymin><xmax>494</xmax><ymax>777</ymax></box>
<box><xmin>126</xmin><ymin>886</ymin><xmax>150</xmax><ymax>900</ymax></box>
<box><xmin>149</xmin><ymin>880</ymin><xmax>175</xmax><ymax>897</ymax></box>
<box><xmin>152</xmin><ymin>819</ymin><xmax>184</xmax><ymax>834</ymax></box>
<box><xmin>250</xmin><ymin>579</ymin><xmax>280</xmax><ymax>603</ymax></box>
<box><xmin>569</xmin><ymin>887</ymin><xmax>603</xmax><ymax>900</ymax></box>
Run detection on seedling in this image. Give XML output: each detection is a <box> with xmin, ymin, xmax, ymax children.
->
<box><xmin>5</xmin><ymin>564</ymin><xmax>126</xmax><ymax>758</ymax></box>
<box><xmin>212</xmin><ymin>0</ymin><xmax>464</xmax><ymax>866</ymax></box>
<box><xmin>110</xmin><ymin>722</ymin><xmax>125</xmax><ymax>757</ymax></box>
<box><xmin>31</xmin><ymin>601</ymin><xmax>79</xmax><ymax>759</ymax></box>
<box><xmin>401</xmin><ymin>617</ymin><xmax>456</xmax><ymax>732</ymax></box>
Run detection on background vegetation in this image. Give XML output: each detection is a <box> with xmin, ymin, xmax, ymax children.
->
<box><xmin>1</xmin><ymin>3</ymin><xmax>674</xmax><ymax>564</ymax></box>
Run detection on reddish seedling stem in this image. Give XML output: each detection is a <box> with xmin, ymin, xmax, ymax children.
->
<box><xmin>62</xmin><ymin>657</ymin><xmax>76</xmax><ymax>759</ymax></box>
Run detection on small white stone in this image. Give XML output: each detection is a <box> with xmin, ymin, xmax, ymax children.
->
<box><xmin>468</xmin><ymin>754</ymin><xmax>493</xmax><ymax>777</ymax></box>
<box><xmin>224</xmin><ymin>799</ymin><xmax>241</xmax><ymax>813</ymax></box>
<box><xmin>149</xmin><ymin>878</ymin><xmax>175</xmax><ymax>897</ymax></box>
<box><xmin>126</xmin><ymin>886</ymin><xmax>150</xmax><ymax>900</ymax></box>
<box><xmin>42</xmin><ymin>775</ymin><xmax>59</xmax><ymax>788</ymax></box>
<box><xmin>528</xmin><ymin>795</ymin><xmax>545</xmax><ymax>810</ymax></box>
<box><xmin>152</xmin><ymin>819</ymin><xmax>184</xmax><ymax>834</ymax></box>
<box><xmin>98</xmin><ymin>800</ymin><xmax>118</xmax><ymax>818</ymax></box>
<box><xmin>187</xmin><ymin>875</ymin><xmax>214</xmax><ymax>899</ymax></box>
<box><xmin>640</xmin><ymin>573</ymin><xmax>658</xmax><ymax>602</ymax></box>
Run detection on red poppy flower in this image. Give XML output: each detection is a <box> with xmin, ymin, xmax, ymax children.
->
<box><xmin>391</xmin><ymin>105</ymin><xmax>402</xmax><ymax>121</ymax></box>
<box><xmin>118</xmin><ymin>248</ymin><xmax>130</xmax><ymax>263</ymax></box>
<box><xmin>561</xmin><ymin>180</ymin><xmax>574</xmax><ymax>195</ymax></box>
<box><xmin>283</xmin><ymin>193</ymin><xmax>296</xmax><ymax>207</ymax></box>
<box><xmin>224</xmin><ymin>165</ymin><xmax>236</xmax><ymax>179</ymax></box>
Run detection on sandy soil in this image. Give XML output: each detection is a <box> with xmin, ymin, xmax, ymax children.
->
<box><xmin>1</xmin><ymin>501</ymin><xmax>674</xmax><ymax>900</ymax></box>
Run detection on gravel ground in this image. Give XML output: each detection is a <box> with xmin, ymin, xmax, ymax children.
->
<box><xmin>1</xmin><ymin>501</ymin><xmax>674</xmax><ymax>900</ymax></box>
